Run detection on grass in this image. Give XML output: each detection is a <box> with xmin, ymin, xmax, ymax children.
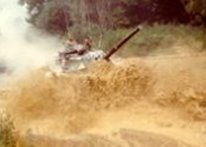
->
<box><xmin>64</xmin><ymin>24</ymin><xmax>206</xmax><ymax>57</ymax></box>
<box><xmin>92</xmin><ymin>24</ymin><xmax>206</xmax><ymax>57</ymax></box>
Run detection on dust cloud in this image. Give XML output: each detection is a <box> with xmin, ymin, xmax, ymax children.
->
<box><xmin>5</xmin><ymin>59</ymin><xmax>153</xmax><ymax>133</ymax></box>
<box><xmin>2</xmin><ymin>56</ymin><xmax>206</xmax><ymax>147</ymax></box>
<box><xmin>0</xmin><ymin>0</ymin><xmax>61</xmax><ymax>77</ymax></box>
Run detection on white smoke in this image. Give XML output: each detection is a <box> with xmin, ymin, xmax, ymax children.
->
<box><xmin>0</xmin><ymin>0</ymin><xmax>61</xmax><ymax>75</ymax></box>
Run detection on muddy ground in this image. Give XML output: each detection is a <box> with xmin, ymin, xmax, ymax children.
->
<box><xmin>1</xmin><ymin>53</ymin><xmax>206</xmax><ymax>147</ymax></box>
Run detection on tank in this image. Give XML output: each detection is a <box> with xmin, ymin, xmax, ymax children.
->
<box><xmin>49</xmin><ymin>26</ymin><xmax>142</xmax><ymax>73</ymax></box>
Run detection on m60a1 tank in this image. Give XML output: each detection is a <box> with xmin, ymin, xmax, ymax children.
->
<box><xmin>50</xmin><ymin>26</ymin><xmax>142</xmax><ymax>73</ymax></box>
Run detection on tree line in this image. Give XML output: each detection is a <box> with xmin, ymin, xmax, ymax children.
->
<box><xmin>19</xmin><ymin>0</ymin><xmax>206</xmax><ymax>34</ymax></box>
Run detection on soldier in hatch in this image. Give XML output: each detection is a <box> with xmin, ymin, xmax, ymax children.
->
<box><xmin>63</xmin><ymin>37</ymin><xmax>93</xmax><ymax>56</ymax></box>
<box><xmin>57</xmin><ymin>37</ymin><xmax>94</xmax><ymax>72</ymax></box>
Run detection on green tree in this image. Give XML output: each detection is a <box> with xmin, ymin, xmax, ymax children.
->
<box><xmin>181</xmin><ymin>0</ymin><xmax>206</xmax><ymax>25</ymax></box>
<box><xmin>19</xmin><ymin>0</ymin><xmax>206</xmax><ymax>35</ymax></box>
<box><xmin>19</xmin><ymin>0</ymin><xmax>72</xmax><ymax>34</ymax></box>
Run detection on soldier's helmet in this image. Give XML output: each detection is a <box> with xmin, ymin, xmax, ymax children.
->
<box><xmin>66</xmin><ymin>38</ymin><xmax>77</xmax><ymax>46</ymax></box>
<box><xmin>83</xmin><ymin>38</ymin><xmax>93</xmax><ymax>51</ymax></box>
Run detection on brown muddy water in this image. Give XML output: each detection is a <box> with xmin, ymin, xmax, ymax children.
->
<box><xmin>1</xmin><ymin>55</ymin><xmax>206</xmax><ymax>147</ymax></box>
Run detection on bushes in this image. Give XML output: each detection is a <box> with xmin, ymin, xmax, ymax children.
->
<box><xmin>0</xmin><ymin>111</ymin><xmax>33</xmax><ymax>147</ymax></box>
<box><xmin>0</xmin><ymin>111</ymin><xmax>16</xmax><ymax>147</ymax></box>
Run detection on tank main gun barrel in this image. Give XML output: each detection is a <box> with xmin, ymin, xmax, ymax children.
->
<box><xmin>104</xmin><ymin>26</ymin><xmax>142</xmax><ymax>61</ymax></box>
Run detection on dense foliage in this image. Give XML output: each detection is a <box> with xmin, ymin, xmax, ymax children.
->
<box><xmin>19</xmin><ymin>0</ymin><xmax>206</xmax><ymax>34</ymax></box>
